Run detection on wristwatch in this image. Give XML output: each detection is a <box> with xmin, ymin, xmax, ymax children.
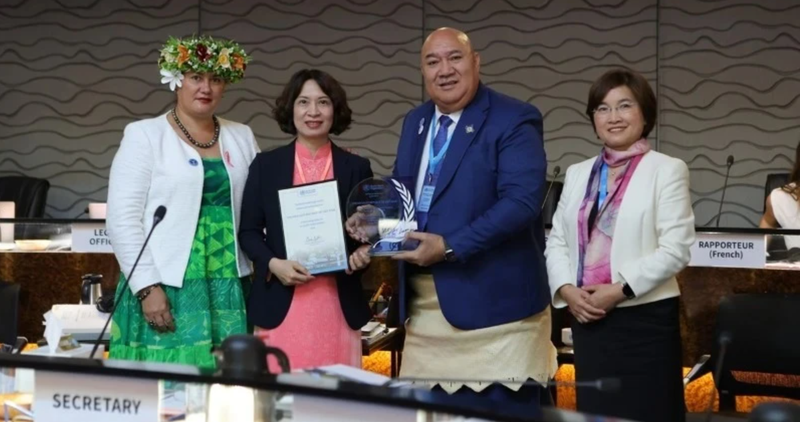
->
<box><xmin>443</xmin><ymin>238</ymin><xmax>457</xmax><ymax>263</ymax></box>
<box><xmin>620</xmin><ymin>281</ymin><xmax>636</xmax><ymax>300</ymax></box>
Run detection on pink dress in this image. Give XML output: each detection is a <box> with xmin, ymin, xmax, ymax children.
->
<box><xmin>255</xmin><ymin>141</ymin><xmax>362</xmax><ymax>372</ymax></box>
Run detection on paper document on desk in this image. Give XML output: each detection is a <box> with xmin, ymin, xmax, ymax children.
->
<box><xmin>45</xmin><ymin>305</ymin><xmax>109</xmax><ymax>340</ymax></box>
<box><xmin>362</xmin><ymin>326</ymin><xmax>395</xmax><ymax>341</ymax></box>
<box><xmin>48</xmin><ymin>305</ymin><xmax>107</xmax><ymax>327</ymax></box>
<box><xmin>361</xmin><ymin>320</ymin><xmax>382</xmax><ymax>335</ymax></box>
<box><xmin>313</xmin><ymin>364</ymin><xmax>391</xmax><ymax>386</ymax></box>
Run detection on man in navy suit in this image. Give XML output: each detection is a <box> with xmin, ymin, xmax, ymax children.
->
<box><xmin>388</xmin><ymin>28</ymin><xmax>557</xmax><ymax>407</ymax></box>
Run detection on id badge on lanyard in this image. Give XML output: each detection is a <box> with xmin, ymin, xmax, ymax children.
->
<box><xmin>598</xmin><ymin>163</ymin><xmax>609</xmax><ymax>209</ymax></box>
<box><xmin>418</xmin><ymin>118</ymin><xmax>453</xmax><ymax>213</ymax></box>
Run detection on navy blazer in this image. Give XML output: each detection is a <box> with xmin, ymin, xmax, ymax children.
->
<box><xmin>239</xmin><ymin>141</ymin><xmax>373</xmax><ymax>330</ymax></box>
<box><xmin>393</xmin><ymin>83</ymin><xmax>550</xmax><ymax>330</ymax></box>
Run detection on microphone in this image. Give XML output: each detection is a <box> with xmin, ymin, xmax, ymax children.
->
<box><xmin>72</xmin><ymin>207</ymin><xmax>89</xmax><ymax>219</ymax></box>
<box><xmin>704</xmin><ymin>331</ymin><xmax>732</xmax><ymax>422</ymax></box>
<box><xmin>89</xmin><ymin>205</ymin><xmax>167</xmax><ymax>359</ymax></box>
<box><xmin>541</xmin><ymin>165</ymin><xmax>562</xmax><ymax>211</ymax></box>
<box><xmin>715</xmin><ymin>155</ymin><xmax>735</xmax><ymax>228</ymax></box>
<box><xmin>382</xmin><ymin>376</ymin><xmax>621</xmax><ymax>393</ymax></box>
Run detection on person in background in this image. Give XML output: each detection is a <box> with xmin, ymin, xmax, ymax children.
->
<box><xmin>545</xmin><ymin>67</ymin><xmax>695</xmax><ymax>422</ymax></box>
<box><xmin>760</xmin><ymin>140</ymin><xmax>800</xmax><ymax>250</ymax></box>
<box><xmin>239</xmin><ymin>69</ymin><xmax>373</xmax><ymax>371</ymax></box>
<box><xmin>107</xmin><ymin>35</ymin><xmax>257</xmax><ymax>367</ymax></box>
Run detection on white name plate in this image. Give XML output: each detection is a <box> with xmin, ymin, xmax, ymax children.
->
<box><xmin>293</xmin><ymin>394</ymin><xmax>416</xmax><ymax>422</ymax></box>
<box><xmin>72</xmin><ymin>222</ymin><xmax>113</xmax><ymax>253</ymax></box>
<box><xmin>689</xmin><ymin>233</ymin><xmax>766</xmax><ymax>269</ymax></box>
<box><xmin>34</xmin><ymin>370</ymin><xmax>158</xmax><ymax>422</ymax></box>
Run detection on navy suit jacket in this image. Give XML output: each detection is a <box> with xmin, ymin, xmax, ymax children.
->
<box><xmin>393</xmin><ymin>83</ymin><xmax>550</xmax><ymax>330</ymax></box>
<box><xmin>239</xmin><ymin>141</ymin><xmax>373</xmax><ymax>330</ymax></box>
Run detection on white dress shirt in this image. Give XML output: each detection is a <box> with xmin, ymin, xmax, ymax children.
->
<box><xmin>415</xmin><ymin>107</ymin><xmax>463</xmax><ymax>202</ymax></box>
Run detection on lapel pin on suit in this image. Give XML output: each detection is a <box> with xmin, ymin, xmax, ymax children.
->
<box><xmin>466</xmin><ymin>125</ymin><xmax>474</xmax><ymax>134</ymax></box>
<box><xmin>418</xmin><ymin>118</ymin><xmax>425</xmax><ymax>135</ymax></box>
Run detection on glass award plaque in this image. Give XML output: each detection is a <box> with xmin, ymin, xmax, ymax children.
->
<box><xmin>345</xmin><ymin>177</ymin><xmax>418</xmax><ymax>256</ymax></box>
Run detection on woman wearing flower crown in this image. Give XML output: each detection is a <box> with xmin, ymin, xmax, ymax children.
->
<box><xmin>106</xmin><ymin>36</ymin><xmax>257</xmax><ymax>367</ymax></box>
<box><xmin>239</xmin><ymin>69</ymin><xmax>374</xmax><ymax>371</ymax></box>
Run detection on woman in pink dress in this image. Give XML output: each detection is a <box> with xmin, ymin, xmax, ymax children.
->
<box><xmin>239</xmin><ymin>69</ymin><xmax>373</xmax><ymax>371</ymax></box>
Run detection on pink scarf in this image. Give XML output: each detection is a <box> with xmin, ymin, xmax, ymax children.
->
<box><xmin>577</xmin><ymin>138</ymin><xmax>651</xmax><ymax>287</ymax></box>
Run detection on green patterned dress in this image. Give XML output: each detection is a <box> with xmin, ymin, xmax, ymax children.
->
<box><xmin>109</xmin><ymin>158</ymin><xmax>248</xmax><ymax>368</ymax></box>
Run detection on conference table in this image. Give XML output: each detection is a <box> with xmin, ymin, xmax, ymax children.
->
<box><xmin>2</xmin><ymin>218</ymin><xmax>800</xmax><ymax>368</ymax></box>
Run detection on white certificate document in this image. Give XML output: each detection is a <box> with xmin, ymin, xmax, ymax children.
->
<box><xmin>278</xmin><ymin>180</ymin><xmax>348</xmax><ymax>274</ymax></box>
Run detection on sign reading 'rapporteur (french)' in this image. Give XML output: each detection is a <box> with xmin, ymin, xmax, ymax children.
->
<box><xmin>689</xmin><ymin>232</ymin><xmax>766</xmax><ymax>269</ymax></box>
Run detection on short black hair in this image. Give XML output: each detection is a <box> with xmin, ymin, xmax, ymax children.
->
<box><xmin>783</xmin><ymin>139</ymin><xmax>800</xmax><ymax>198</ymax></box>
<box><xmin>586</xmin><ymin>67</ymin><xmax>657</xmax><ymax>139</ymax></box>
<box><xmin>273</xmin><ymin>69</ymin><xmax>352</xmax><ymax>136</ymax></box>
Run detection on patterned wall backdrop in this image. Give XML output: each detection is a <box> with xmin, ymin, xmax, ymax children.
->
<box><xmin>659</xmin><ymin>0</ymin><xmax>800</xmax><ymax>227</ymax></box>
<box><xmin>200</xmin><ymin>0</ymin><xmax>423</xmax><ymax>176</ymax></box>
<box><xmin>427</xmin><ymin>0</ymin><xmax>658</xmax><ymax>179</ymax></box>
<box><xmin>0</xmin><ymin>0</ymin><xmax>197</xmax><ymax>218</ymax></box>
<box><xmin>1</xmin><ymin>0</ymin><xmax>798</xmax><ymax>227</ymax></box>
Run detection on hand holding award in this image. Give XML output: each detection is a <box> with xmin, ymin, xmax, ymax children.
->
<box><xmin>346</xmin><ymin>177</ymin><xmax>418</xmax><ymax>256</ymax></box>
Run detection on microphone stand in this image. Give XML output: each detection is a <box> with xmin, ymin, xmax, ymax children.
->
<box><xmin>381</xmin><ymin>376</ymin><xmax>621</xmax><ymax>393</ymax></box>
<box><xmin>541</xmin><ymin>167</ymin><xmax>561</xmax><ymax>212</ymax></box>
<box><xmin>89</xmin><ymin>207</ymin><xmax>166</xmax><ymax>359</ymax></box>
<box><xmin>715</xmin><ymin>159</ymin><xmax>734</xmax><ymax>228</ymax></box>
<box><xmin>704</xmin><ymin>333</ymin><xmax>732</xmax><ymax>422</ymax></box>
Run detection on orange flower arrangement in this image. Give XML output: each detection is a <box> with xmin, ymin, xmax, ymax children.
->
<box><xmin>176</xmin><ymin>45</ymin><xmax>190</xmax><ymax>67</ymax></box>
<box><xmin>232</xmin><ymin>54</ymin><xmax>245</xmax><ymax>71</ymax></box>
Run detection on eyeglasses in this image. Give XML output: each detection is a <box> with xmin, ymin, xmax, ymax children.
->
<box><xmin>593</xmin><ymin>102</ymin><xmax>638</xmax><ymax>119</ymax></box>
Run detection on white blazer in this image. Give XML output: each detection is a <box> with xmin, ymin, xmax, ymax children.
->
<box><xmin>545</xmin><ymin>151</ymin><xmax>696</xmax><ymax>308</ymax></box>
<box><xmin>107</xmin><ymin>114</ymin><xmax>260</xmax><ymax>295</ymax></box>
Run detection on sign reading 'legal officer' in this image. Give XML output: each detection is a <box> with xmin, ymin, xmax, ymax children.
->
<box><xmin>72</xmin><ymin>222</ymin><xmax>113</xmax><ymax>253</ymax></box>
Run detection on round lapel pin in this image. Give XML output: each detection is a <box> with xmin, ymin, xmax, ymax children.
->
<box><xmin>189</xmin><ymin>158</ymin><xmax>198</xmax><ymax>166</ymax></box>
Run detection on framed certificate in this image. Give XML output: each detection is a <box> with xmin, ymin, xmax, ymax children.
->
<box><xmin>278</xmin><ymin>180</ymin><xmax>348</xmax><ymax>274</ymax></box>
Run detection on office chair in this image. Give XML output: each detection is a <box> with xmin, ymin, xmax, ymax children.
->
<box><xmin>0</xmin><ymin>176</ymin><xmax>50</xmax><ymax>218</ymax></box>
<box><xmin>686</xmin><ymin>294</ymin><xmax>800</xmax><ymax>420</ymax></box>
<box><xmin>0</xmin><ymin>282</ymin><xmax>26</xmax><ymax>353</ymax></box>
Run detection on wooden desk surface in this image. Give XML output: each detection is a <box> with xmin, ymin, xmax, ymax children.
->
<box><xmin>0</xmin><ymin>252</ymin><xmax>120</xmax><ymax>342</ymax></box>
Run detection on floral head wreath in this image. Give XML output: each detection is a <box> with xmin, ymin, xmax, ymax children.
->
<box><xmin>158</xmin><ymin>35</ymin><xmax>251</xmax><ymax>91</ymax></box>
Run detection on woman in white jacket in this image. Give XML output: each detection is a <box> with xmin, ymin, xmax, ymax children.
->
<box><xmin>545</xmin><ymin>68</ymin><xmax>695</xmax><ymax>422</ymax></box>
<box><xmin>106</xmin><ymin>36</ymin><xmax>258</xmax><ymax>367</ymax></box>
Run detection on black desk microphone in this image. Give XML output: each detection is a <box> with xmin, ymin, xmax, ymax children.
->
<box><xmin>384</xmin><ymin>376</ymin><xmax>621</xmax><ymax>393</ymax></box>
<box><xmin>704</xmin><ymin>332</ymin><xmax>732</xmax><ymax>422</ymax></box>
<box><xmin>715</xmin><ymin>155</ymin><xmax>735</xmax><ymax>227</ymax></box>
<box><xmin>89</xmin><ymin>206</ymin><xmax>167</xmax><ymax>359</ymax></box>
<box><xmin>541</xmin><ymin>165</ymin><xmax>562</xmax><ymax>211</ymax></box>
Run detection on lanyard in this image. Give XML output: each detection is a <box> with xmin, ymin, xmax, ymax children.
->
<box><xmin>598</xmin><ymin>163</ymin><xmax>609</xmax><ymax>208</ymax></box>
<box><xmin>427</xmin><ymin>117</ymin><xmax>455</xmax><ymax>181</ymax></box>
<box><xmin>294</xmin><ymin>152</ymin><xmax>332</xmax><ymax>184</ymax></box>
